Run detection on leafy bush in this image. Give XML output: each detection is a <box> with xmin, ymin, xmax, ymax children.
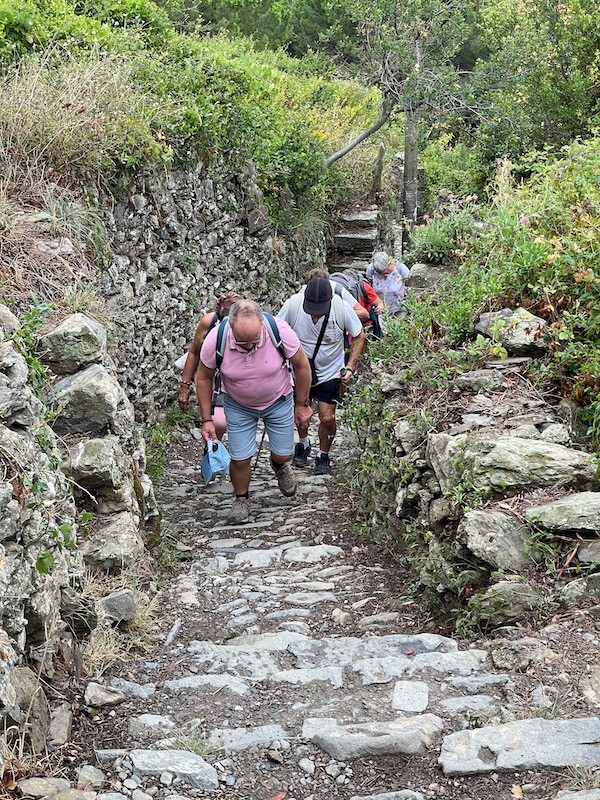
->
<box><xmin>407</xmin><ymin>207</ymin><xmax>477</xmax><ymax>265</ymax></box>
<box><xmin>372</xmin><ymin>137</ymin><xmax>600</xmax><ymax>441</ymax></box>
<box><xmin>0</xmin><ymin>0</ymin><xmax>383</xmax><ymax>216</ymax></box>
<box><xmin>420</xmin><ymin>134</ymin><xmax>487</xmax><ymax>211</ymax></box>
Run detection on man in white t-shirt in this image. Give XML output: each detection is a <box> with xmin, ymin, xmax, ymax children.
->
<box><xmin>278</xmin><ymin>277</ymin><xmax>364</xmax><ymax>475</ymax></box>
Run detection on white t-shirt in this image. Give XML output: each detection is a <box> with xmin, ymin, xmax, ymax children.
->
<box><xmin>278</xmin><ymin>291</ymin><xmax>362</xmax><ymax>383</ymax></box>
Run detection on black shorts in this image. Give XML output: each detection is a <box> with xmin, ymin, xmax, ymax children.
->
<box><xmin>310</xmin><ymin>378</ymin><xmax>342</xmax><ymax>406</ymax></box>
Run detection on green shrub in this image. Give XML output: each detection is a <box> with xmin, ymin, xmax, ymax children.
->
<box><xmin>407</xmin><ymin>207</ymin><xmax>476</xmax><ymax>265</ymax></box>
<box><xmin>420</xmin><ymin>134</ymin><xmax>487</xmax><ymax>211</ymax></box>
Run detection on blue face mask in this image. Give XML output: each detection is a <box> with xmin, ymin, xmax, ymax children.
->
<box><xmin>200</xmin><ymin>441</ymin><xmax>231</xmax><ymax>485</ymax></box>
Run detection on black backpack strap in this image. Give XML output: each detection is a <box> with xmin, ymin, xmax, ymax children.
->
<box><xmin>309</xmin><ymin>309</ymin><xmax>330</xmax><ymax>386</ymax></box>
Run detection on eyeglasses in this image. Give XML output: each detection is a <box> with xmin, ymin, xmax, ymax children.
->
<box><xmin>234</xmin><ymin>338</ymin><xmax>261</xmax><ymax>346</ymax></box>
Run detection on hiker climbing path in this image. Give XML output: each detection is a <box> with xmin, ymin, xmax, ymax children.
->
<box><xmin>34</xmin><ymin>421</ymin><xmax>600</xmax><ymax>800</ymax></box>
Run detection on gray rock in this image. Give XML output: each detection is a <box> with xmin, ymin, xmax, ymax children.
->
<box><xmin>270</xmin><ymin>666</ymin><xmax>343</xmax><ymax>688</ymax></box>
<box><xmin>49</xmin><ymin>701</ymin><xmax>73</xmax><ymax>746</ymax></box>
<box><xmin>437</xmin><ymin>694</ymin><xmax>498</xmax><ymax>715</ymax></box>
<box><xmin>128</xmin><ymin>749</ymin><xmax>219</xmax><ymax>789</ymax></box>
<box><xmin>0</xmin><ymin>303</ymin><xmax>19</xmax><ymax>336</ymax></box>
<box><xmin>163</xmin><ymin>674</ymin><xmax>249</xmax><ymax>695</ymax></box>
<box><xmin>298</xmin><ymin>757</ymin><xmax>316</xmax><ymax>775</ymax></box>
<box><xmin>391</xmin><ymin>681</ymin><xmax>429</xmax><ymax>713</ymax></box>
<box><xmin>129</xmin><ymin>714</ymin><xmax>176</xmax><ymax>739</ymax></box>
<box><xmin>96</xmin><ymin>795</ymin><xmax>129</xmax><ymax>800</ymax></box>
<box><xmin>406</xmin><ymin>262</ymin><xmax>450</xmax><ymax>289</ymax></box>
<box><xmin>94</xmin><ymin>749</ymin><xmax>128</xmax><ymax>765</ymax></box>
<box><xmin>354</xmin><ymin>650</ymin><xmax>487</xmax><ymax>683</ymax></box>
<box><xmin>39</xmin><ymin>313</ymin><xmax>106</xmax><ymax>374</ymax></box>
<box><xmin>350</xmin><ymin>793</ymin><xmax>425</xmax><ymax>800</ymax></box>
<box><xmin>555</xmin><ymin>791</ymin><xmax>600</xmax><ymax>799</ymax></box>
<box><xmin>10</xmin><ymin>666</ymin><xmax>49</xmax><ymax>752</ymax></box>
<box><xmin>358</xmin><ymin>613</ymin><xmax>399</xmax><ymax>630</ymax></box>
<box><xmin>468</xmin><ymin>581</ymin><xmax>545</xmax><ymax>627</ymax></box>
<box><xmin>63</xmin><ymin>436</ymin><xmax>127</xmax><ymax>493</ymax></box>
<box><xmin>107</xmin><ymin>678</ymin><xmax>156</xmax><ymax>699</ymax></box>
<box><xmin>524</xmin><ymin>493</ymin><xmax>600</xmax><ymax>533</ymax></box>
<box><xmin>426</xmin><ymin>433</ymin><xmax>600</xmax><ymax>497</ymax></box>
<box><xmin>580</xmin><ymin>667</ymin><xmax>600</xmax><ymax>709</ymax></box>
<box><xmin>458</xmin><ymin>510</ymin><xmax>529</xmax><ymax>571</ymax></box>
<box><xmin>310</xmin><ymin>714</ymin><xmax>444</xmax><ymax>760</ymax></box>
<box><xmin>84</xmin><ymin>682</ymin><xmax>126</xmax><ymax>707</ymax></box>
<box><xmin>539</xmin><ymin>423</ymin><xmax>571</xmax><ymax>445</ymax></box>
<box><xmin>77</xmin><ymin>765</ymin><xmax>106</xmax><ymax>790</ymax></box>
<box><xmin>439</xmin><ymin>716</ymin><xmax>600</xmax><ymax>774</ymax></box>
<box><xmin>455</xmin><ymin>370</ymin><xmax>509</xmax><ymax>393</ymax></box>
<box><xmin>392</xmin><ymin>420</ymin><xmax>421</xmax><ymax>453</ymax></box>
<box><xmin>209</xmin><ymin>724</ymin><xmax>287</xmax><ymax>753</ymax></box>
<box><xmin>98</xmin><ymin>589</ymin><xmax>137</xmax><ymax>623</ymax></box>
<box><xmin>283</xmin><ymin>545</ymin><xmax>343</xmax><ymax>563</ymax></box>
<box><xmin>579</xmin><ymin>540</ymin><xmax>600</xmax><ymax>564</ymax></box>
<box><xmin>17</xmin><ymin>777</ymin><xmax>71</xmax><ymax>796</ymax></box>
<box><xmin>475</xmin><ymin>308</ymin><xmax>550</xmax><ymax>354</ymax></box>
<box><xmin>489</xmin><ymin>639</ymin><xmax>544</xmax><ymax>671</ymax></box>
<box><xmin>560</xmin><ymin>574</ymin><xmax>600</xmax><ymax>605</ymax></box>
<box><xmin>284</xmin><ymin>591</ymin><xmax>338</xmax><ymax>606</ymax></box>
<box><xmin>51</xmin><ymin>365</ymin><xmax>121</xmax><ymax>434</ymax></box>
<box><xmin>80</xmin><ymin>512</ymin><xmax>143</xmax><ymax>572</ymax></box>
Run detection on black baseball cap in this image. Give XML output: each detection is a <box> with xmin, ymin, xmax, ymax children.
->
<box><xmin>303</xmin><ymin>277</ymin><xmax>332</xmax><ymax>315</ymax></box>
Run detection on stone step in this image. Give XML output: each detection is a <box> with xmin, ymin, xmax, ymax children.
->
<box><xmin>338</xmin><ymin>209</ymin><xmax>379</xmax><ymax>229</ymax></box>
<box><xmin>333</xmin><ymin>229</ymin><xmax>378</xmax><ymax>256</ymax></box>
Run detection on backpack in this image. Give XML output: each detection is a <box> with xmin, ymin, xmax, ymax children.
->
<box><xmin>330</xmin><ymin>269</ymin><xmax>370</xmax><ymax>304</ymax></box>
<box><xmin>215</xmin><ymin>313</ymin><xmax>288</xmax><ymax>370</ymax></box>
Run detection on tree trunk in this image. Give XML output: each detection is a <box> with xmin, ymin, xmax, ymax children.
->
<box><xmin>402</xmin><ymin>105</ymin><xmax>420</xmax><ymax>247</ymax></box>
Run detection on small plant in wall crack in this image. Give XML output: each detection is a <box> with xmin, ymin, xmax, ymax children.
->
<box><xmin>10</xmin><ymin>299</ymin><xmax>53</xmax><ymax>397</ymax></box>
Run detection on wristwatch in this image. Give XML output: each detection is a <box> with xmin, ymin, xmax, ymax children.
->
<box><xmin>295</xmin><ymin>398</ymin><xmax>310</xmax><ymax>407</ymax></box>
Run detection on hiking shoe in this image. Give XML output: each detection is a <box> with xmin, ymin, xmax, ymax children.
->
<box><xmin>227</xmin><ymin>496</ymin><xmax>252</xmax><ymax>524</ymax></box>
<box><xmin>275</xmin><ymin>462</ymin><xmax>297</xmax><ymax>497</ymax></box>
<box><xmin>314</xmin><ymin>453</ymin><xmax>332</xmax><ymax>475</ymax></box>
<box><xmin>292</xmin><ymin>442</ymin><xmax>311</xmax><ymax>468</ymax></box>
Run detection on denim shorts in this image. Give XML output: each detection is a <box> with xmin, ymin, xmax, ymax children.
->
<box><xmin>222</xmin><ymin>392</ymin><xmax>294</xmax><ymax>461</ymax></box>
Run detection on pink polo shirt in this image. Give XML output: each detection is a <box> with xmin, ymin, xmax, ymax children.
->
<box><xmin>200</xmin><ymin>318</ymin><xmax>300</xmax><ymax>410</ymax></box>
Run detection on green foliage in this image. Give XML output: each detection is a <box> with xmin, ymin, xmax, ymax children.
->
<box><xmin>407</xmin><ymin>207</ymin><xmax>477</xmax><ymax>265</ymax></box>
<box><xmin>145</xmin><ymin>423</ymin><xmax>172</xmax><ymax>483</ymax></box>
<box><xmin>472</xmin><ymin>0</ymin><xmax>600</xmax><ymax>162</ymax></box>
<box><xmin>10</xmin><ymin>299</ymin><xmax>52</xmax><ymax>396</ymax></box>
<box><xmin>0</xmin><ymin>0</ymin><xmax>381</xmax><ymax>213</ymax></box>
<box><xmin>420</xmin><ymin>135</ymin><xmax>487</xmax><ymax>211</ymax></box>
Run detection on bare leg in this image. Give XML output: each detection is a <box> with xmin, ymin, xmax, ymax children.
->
<box><xmin>230</xmin><ymin>458</ymin><xmax>252</xmax><ymax>495</ymax></box>
<box><xmin>317</xmin><ymin>401</ymin><xmax>336</xmax><ymax>452</ymax></box>
<box><xmin>213</xmin><ymin>407</ymin><xmax>227</xmax><ymax>440</ymax></box>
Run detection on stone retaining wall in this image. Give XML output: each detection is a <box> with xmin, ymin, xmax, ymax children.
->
<box><xmin>100</xmin><ymin>160</ymin><xmax>326</xmax><ymax>422</ymax></box>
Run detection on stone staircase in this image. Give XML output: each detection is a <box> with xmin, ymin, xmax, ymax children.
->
<box><xmin>28</xmin><ymin>428</ymin><xmax>600</xmax><ymax>800</ymax></box>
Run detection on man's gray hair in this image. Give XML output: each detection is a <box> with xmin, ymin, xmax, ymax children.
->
<box><xmin>229</xmin><ymin>299</ymin><xmax>263</xmax><ymax>325</ymax></box>
<box><xmin>371</xmin><ymin>251</ymin><xmax>390</xmax><ymax>274</ymax></box>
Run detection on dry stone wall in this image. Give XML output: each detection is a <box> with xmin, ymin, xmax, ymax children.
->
<box><xmin>100</xmin><ymin>160</ymin><xmax>326</xmax><ymax>422</ymax></box>
<box><xmin>0</xmin><ymin>156</ymin><xmax>327</xmax><ymax>745</ymax></box>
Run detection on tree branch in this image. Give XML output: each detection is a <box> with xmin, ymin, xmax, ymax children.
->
<box><xmin>324</xmin><ymin>96</ymin><xmax>397</xmax><ymax>167</ymax></box>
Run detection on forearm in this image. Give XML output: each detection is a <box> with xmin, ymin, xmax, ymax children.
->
<box><xmin>346</xmin><ymin>334</ymin><xmax>365</xmax><ymax>371</ymax></box>
<box><xmin>294</xmin><ymin>363</ymin><xmax>311</xmax><ymax>404</ymax></box>
<box><xmin>196</xmin><ymin>375</ymin><xmax>215</xmax><ymax>421</ymax></box>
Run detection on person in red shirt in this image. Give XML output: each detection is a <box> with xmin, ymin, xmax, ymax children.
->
<box><xmin>359</xmin><ymin>280</ymin><xmax>384</xmax><ymax>339</ymax></box>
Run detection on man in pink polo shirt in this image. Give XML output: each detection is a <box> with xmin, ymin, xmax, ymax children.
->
<box><xmin>197</xmin><ymin>300</ymin><xmax>312</xmax><ymax>524</ymax></box>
